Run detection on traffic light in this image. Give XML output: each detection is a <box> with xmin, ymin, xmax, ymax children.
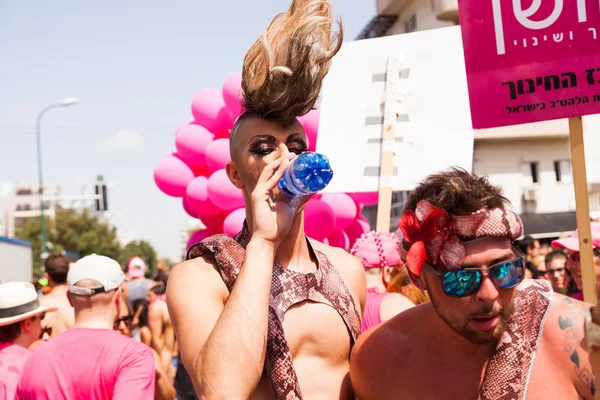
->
<box><xmin>95</xmin><ymin>176</ymin><xmax>108</xmax><ymax>212</ymax></box>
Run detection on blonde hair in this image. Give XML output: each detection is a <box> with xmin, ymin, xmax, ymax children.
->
<box><xmin>240</xmin><ymin>0</ymin><xmax>342</xmax><ymax>124</ymax></box>
<box><xmin>388</xmin><ymin>265</ymin><xmax>431</xmax><ymax>305</ymax></box>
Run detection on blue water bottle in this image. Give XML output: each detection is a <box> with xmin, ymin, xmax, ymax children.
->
<box><xmin>278</xmin><ymin>152</ymin><xmax>333</xmax><ymax>197</ymax></box>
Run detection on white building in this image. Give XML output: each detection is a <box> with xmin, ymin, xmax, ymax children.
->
<box><xmin>357</xmin><ymin>0</ymin><xmax>598</xmax><ymax>239</ymax></box>
<box><xmin>2</xmin><ymin>182</ymin><xmax>62</xmax><ymax>238</ymax></box>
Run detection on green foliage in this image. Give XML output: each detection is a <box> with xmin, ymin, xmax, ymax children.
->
<box><xmin>119</xmin><ymin>240</ymin><xmax>157</xmax><ymax>277</ymax></box>
<box><xmin>15</xmin><ymin>206</ymin><xmax>157</xmax><ymax>278</ymax></box>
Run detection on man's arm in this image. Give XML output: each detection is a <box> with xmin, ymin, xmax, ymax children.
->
<box><xmin>150</xmin><ymin>347</ymin><xmax>176</xmax><ymax>400</ymax></box>
<box><xmin>379</xmin><ymin>293</ymin><xmax>414</xmax><ymax>323</ymax></box>
<box><xmin>113</xmin><ymin>343</ymin><xmax>156</xmax><ymax>400</ymax></box>
<box><xmin>167</xmin><ymin>240</ymin><xmax>275</xmax><ymax>400</ymax></box>
<box><xmin>148</xmin><ymin>302</ymin><xmax>165</xmax><ymax>354</ymax></box>
<box><xmin>551</xmin><ymin>294</ymin><xmax>598</xmax><ymax>399</ymax></box>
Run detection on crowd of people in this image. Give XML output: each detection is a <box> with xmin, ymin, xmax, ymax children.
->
<box><xmin>0</xmin><ymin>254</ymin><xmax>198</xmax><ymax>399</ymax></box>
<box><xmin>4</xmin><ymin>0</ymin><xmax>600</xmax><ymax>399</ymax></box>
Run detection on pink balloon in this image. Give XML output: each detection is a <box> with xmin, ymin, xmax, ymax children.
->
<box><xmin>345</xmin><ymin>218</ymin><xmax>371</xmax><ymax>249</ymax></box>
<box><xmin>190</xmin><ymin>164</ymin><xmax>211</xmax><ymax>178</ymax></box>
<box><xmin>214</xmin><ymin>129</ymin><xmax>231</xmax><ymax>139</ymax></box>
<box><xmin>191</xmin><ymin>88</ymin><xmax>235</xmax><ymax>133</ymax></box>
<box><xmin>199</xmin><ymin>211</ymin><xmax>227</xmax><ymax>231</ymax></box>
<box><xmin>348</xmin><ymin>192</ymin><xmax>379</xmax><ymax>206</ymax></box>
<box><xmin>198</xmin><ymin>211</ymin><xmax>227</xmax><ymax>233</ymax></box>
<box><xmin>223</xmin><ymin>208</ymin><xmax>246</xmax><ymax>236</ymax></box>
<box><xmin>299</xmin><ymin>109</ymin><xmax>320</xmax><ymax>151</ymax></box>
<box><xmin>182</xmin><ymin>197</ymin><xmax>199</xmax><ymax>218</ymax></box>
<box><xmin>175</xmin><ymin>124</ymin><xmax>214</xmax><ymax>168</ymax></box>
<box><xmin>207</xmin><ymin>169</ymin><xmax>245</xmax><ymax>211</ymax></box>
<box><xmin>153</xmin><ymin>154</ymin><xmax>194</xmax><ymax>198</ymax></box>
<box><xmin>205</xmin><ymin>139</ymin><xmax>232</xmax><ymax>173</ymax></box>
<box><xmin>186</xmin><ymin>176</ymin><xmax>222</xmax><ymax>216</ymax></box>
<box><xmin>327</xmin><ymin>229</ymin><xmax>350</xmax><ymax>250</ymax></box>
<box><xmin>186</xmin><ymin>228</ymin><xmax>218</xmax><ymax>252</ymax></box>
<box><xmin>222</xmin><ymin>72</ymin><xmax>243</xmax><ymax>117</ymax></box>
<box><xmin>320</xmin><ymin>193</ymin><xmax>357</xmax><ymax>231</ymax></box>
<box><xmin>358</xmin><ymin>213</ymin><xmax>369</xmax><ymax>223</ymax></box>
<box><xmin>304</xmin><ymin>199</ymin><xmax>335</xmax><ymax>241</ymax></box>
<box><xmin>175</xmin><ymin>120</ymin><xmax>193</xmax><ymax>138</ymax></box>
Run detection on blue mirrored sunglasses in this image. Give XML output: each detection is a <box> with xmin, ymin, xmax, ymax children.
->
<box><xmin>426</xmin><ymin>257</ymin><xmax>525</xmax><ymax>298</ymax></box>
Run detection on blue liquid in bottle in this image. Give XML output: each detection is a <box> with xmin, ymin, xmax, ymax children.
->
<box><xmin>278</xmin><ymin>152</ymin><xmax>333</xmax><ymax>197</ymax></box>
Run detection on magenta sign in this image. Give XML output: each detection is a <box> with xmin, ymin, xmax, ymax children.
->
<box><xmin>458</xmin><ymin>0</ymin><xmax>600</xmax><ymax>129</ymax></box>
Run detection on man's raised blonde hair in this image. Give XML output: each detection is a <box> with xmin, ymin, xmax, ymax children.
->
<box><xmin>240</xmin><ymin>0</ymin><xmax>343</xmax><ymax>124</ymax></box>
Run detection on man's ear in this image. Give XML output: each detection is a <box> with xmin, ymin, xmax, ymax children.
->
<box><xmin>67</xmin><ymin>292</ymin><xmax>74</xmax><ymax>307</ymax></box>
<box><xmin>407</xmin><ymin>268</ymin><xmax>427</xmax><ymax>291</ymax></box>
<box><xmin>226</xmin><ymin>161</ymin><xmax>245</xmax><ymax>189</ymax></box>
<box><xmin>21</xmin><ymin>318</ymin><xmax>32</xmax><ymax>333</ymax></box>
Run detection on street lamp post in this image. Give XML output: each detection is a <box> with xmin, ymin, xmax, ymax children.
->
<box><xmin>36</xmin><ymin>97</ymin><xmax>79</xmax><ymax>256</ymax></box>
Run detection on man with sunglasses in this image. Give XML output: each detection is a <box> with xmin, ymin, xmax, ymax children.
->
<box><xmin>552</xmin><ymin>222</ymin><xmax>600</xmax><ymax>301</ymax></box>
<box><xmin>351</xmin><ymin>168</ymin><xmax>599</xmax><ymax>399</ymax></box>
<box><xmin>0</xmin><ymin>282</ymin><xmax>56</xmax><ymax>399</ymax></box>
<box><xmin>16</xmin><ymin>254</ymin><xmax>155</xmax><ymax>399</ymax></box>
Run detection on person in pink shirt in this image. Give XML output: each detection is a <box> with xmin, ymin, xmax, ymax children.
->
<box><xmin>552</xmin><ymin>222</ymin><xmax>600</xmax><ymax>301</ymax></box>
<box><xmin>0</xmin><ymin>281</ymin><xmax>56</xmax><ymax>400</ymax></box>
<box><xmin>350</xmin><ymin>231</ymin><xmax>414</xmax><ymax>333</ymax></box>
<box><xmin>16</xmin><ymin>254</ymin><xmax>155</xmax><ymax>400</ymax></box>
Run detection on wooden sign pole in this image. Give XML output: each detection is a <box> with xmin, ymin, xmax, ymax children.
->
<box><xmin>376</xmin><ymin>57</ymin><xmax>400</xmax><ymax>233</ymax></box>
<box><xmin>569</xmin><ymin>116</ymin><xmax>597</xmax><ymax>304</ymax></box>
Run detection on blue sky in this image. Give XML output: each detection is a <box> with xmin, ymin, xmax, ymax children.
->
<box><xmin>0</xmin><ymin>0</ymin><xmax>375</xmax><ymax>260</ymax></box>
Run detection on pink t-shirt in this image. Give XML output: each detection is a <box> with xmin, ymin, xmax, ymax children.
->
<box><xmin>16</xmin><ymin>328</ymin><xmax>155</xmax><ymax>400</ymax></box>
<box><xmin>0</xmin><ymin>342</ymin><xmax>30</xmax><ymax>400</ymax></box>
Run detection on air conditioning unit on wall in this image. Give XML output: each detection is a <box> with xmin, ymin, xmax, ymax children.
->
<box><xmin>523</xmin><ymin>187</ymin><xmax>537</xmax><ymax>201</ymax></box>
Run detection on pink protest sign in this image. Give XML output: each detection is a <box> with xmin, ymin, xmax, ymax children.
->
<box><xmin>457</xmin><ymin>0</ymin><xmax>600</xmax><ymax>129</ymax></box>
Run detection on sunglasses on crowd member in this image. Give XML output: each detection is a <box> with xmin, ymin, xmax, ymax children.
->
<box><xmin>425</xmin><ymin>256</ymin><xmax>525</xmax><ymax>298</ymax></box>
<box><xmin>39</xmin><ymin>326</ymin><xmax>52</xmax><ymax>339</ymax></box>
<box><xmin>532</xmin><ymin>270</ymin><xmax>548</xmax><ymax>279</ymax></box>
<box><xmin>113</xmin><ymin>315</ymin><xmax>134</xmax><ymax>330</ymax></box>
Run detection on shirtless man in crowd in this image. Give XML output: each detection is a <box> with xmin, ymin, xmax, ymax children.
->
<box><xmin>351</xmin><ymin>169</ymin><xmax>600</xmax><ymax>400</ymax></box>
<box><xmin>167</xmin><ymin>1</ymin><xmax>366</xmax><ymax>398</ymax></box>
<box><xmin>39</xmin><ymin>254</ymin><xmax>74</xmax><ymax>338</ymax></box>
<box><xmin>147</xmin><ymin>285</ymin><xmax>175</xmax><ymax>379</ymax></box>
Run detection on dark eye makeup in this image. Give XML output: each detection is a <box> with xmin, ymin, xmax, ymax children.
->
<box><xmin>248</xmin><ymin>141</ymin><xmax>307</xmax><ymax>156</ymax></box>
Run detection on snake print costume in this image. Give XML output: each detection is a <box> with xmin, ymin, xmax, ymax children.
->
<box><xmin>187</xmin><ymin>225</ymin><xmax>361</xmax><ymax>400</ymax></box>
<box><xmin>478</xmin><ymin>279</ymin><xmax>553</xmax><ymax>400</ymax></box>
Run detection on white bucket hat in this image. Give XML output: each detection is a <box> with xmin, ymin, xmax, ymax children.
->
<box><xmin>0</xmin><ymin>282</ymin><xmax>57</xmax><ymax>327</ymax></box>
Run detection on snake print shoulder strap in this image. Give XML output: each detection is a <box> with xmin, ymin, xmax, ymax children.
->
<box><xmin>478</xmin><ymin>279</ymin><xmax>553</xmax><ymax>400</ymax></box>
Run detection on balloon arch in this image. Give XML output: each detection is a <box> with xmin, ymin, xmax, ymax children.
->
<box><xmin>153</xmin><ymin>72</ymin><xmax>377</xmax><ymax>252</ymax></box>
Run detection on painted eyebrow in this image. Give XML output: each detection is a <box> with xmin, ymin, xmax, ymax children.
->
<box><xmin>286</xmin><ymin>133</ymin><xmax>305</xmax><ymax>142</ymax></box>
<box><xmin>247</xmin><ymin>135</ymin><xmax>276</xmax><ymax>145</ymax></box>
<box><xmin>462</xmin><ymin>251</ymin><xmax>515</xmax><ymax>269</ymax></box>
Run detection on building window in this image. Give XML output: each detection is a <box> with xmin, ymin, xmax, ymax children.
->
<box><xmin>404</xmin><ymin>13</ymin><xmax>417</xmax><ymax>33</ymax></box>
<box><xmin>521</xmin><ymin>161</ymin><xmax>539</xmax><ymax>184</ymax></box>
<box><xmin>554</xmin><ymin>160</ymin><xmax>572</xmax><ymax>183</ymax></box>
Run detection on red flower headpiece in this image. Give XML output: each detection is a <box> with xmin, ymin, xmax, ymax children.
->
<box><xmin>398</xmin><ymin>200</ymin><xmax>523</xmax><ymax>276</ymax></box>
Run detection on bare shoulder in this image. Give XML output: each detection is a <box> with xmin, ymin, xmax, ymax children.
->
<box><xmin>312</xmin><ymin>240</ymin><xmax>364</xmax><ymax>282</ymax></box>
<box><xmin>312</xmin><ymin>240</ymin><xmax>366</xmax><ymax>308</ymax></box>
<box><xmin>380</xmin><ymin>292</ymin><xmax>415</xmax><ymax>321</ymax></box>
<box><xmin>542</xmin><ymin>292</ymin><xmax>597</xmax><ymax>399</ymax></box>
<box><xmin>350</xmin><ymin>315</ymin><xmax>412</xmax><ymax>399</ymax></box>
<box><xmin>166</xmin><ymin>255</ymin><xmax>228</xmax><ymax>312</ymax></box>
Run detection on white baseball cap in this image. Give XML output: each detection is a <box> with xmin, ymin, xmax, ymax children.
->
<box><xmin>67</xmin><ymin>254</ymin><xmax>127</xmax><ymax>296</ymax></box>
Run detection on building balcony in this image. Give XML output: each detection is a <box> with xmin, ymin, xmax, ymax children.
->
<box><xmin>474</xmin><ymin>119</ymin><xmax>569</xmax><ymax>141</ymax></box>
<box><xmin>433</xmin><ymin>0</ymin><xmax>459</xmax><ymax>23</ymax></box>
<box><xmin>376</xmin><ymin>0</ymin><xmax>410</xmax><ymax>16</ymax></box>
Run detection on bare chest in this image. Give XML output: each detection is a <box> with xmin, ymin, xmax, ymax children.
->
<box><xmin>250</xmin><ymin>301</ymin><xmax>352</xmax><ymax>400</ymax></box>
